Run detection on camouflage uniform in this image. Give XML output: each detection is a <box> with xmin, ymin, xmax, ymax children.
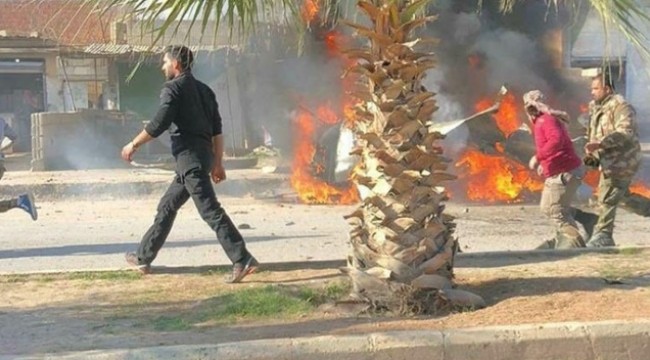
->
<box><xmin>587</xmin><ymin>94</ymin><xmax>649</xmax><ymax>239</ymax></box>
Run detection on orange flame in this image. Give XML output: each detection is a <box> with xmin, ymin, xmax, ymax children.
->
<box><xmin>290</xmin><ymin>106</ymin><xmax>359</xmax><ymax>205</ymax></box>
<box><xmin>289</xmin><ymin>28</ymin><xmax>361</xmax><ymax>205</ymax></box>
<box><xmin>301</xmin><ymin>0</ymin><xmax>319</xmax><ymax>23</ymax></box>
<box><xmin>475</xmin><ymin>92</ymin><xmax>521</xmax><ymax>137</ymax></box>
<box><xmin>315</xmin><ymin>104</ymin><xmax>339</xmax><ymax>125</ymax></box>
<box><xmin>324</xmin><ymin>31</ymin><xmax>342</xmax><ymax>57</ymax></box>
<box><xmin>579</xmin><ymin>103</ymin><xmax>589</xmax><ymax>113</ymax></box>
<box><xmin>467</xmin><ymin>54</ymin><xmax>481</xmax><ymax>68</ymax></box>
<box><xmin>454</xmin><ymin>92</ymin><xmax>541</xmax><ymax>202</ymax></box>
<box><xmin>583</xmin><ymin>169</ymin><xmax>600</xmax><ymax>188</ymax></box>
<box><xmin>455</xmin><ymin>148</ymin><xmax>543</xmax><ymax>202</ymax></box>
<box><xmin>583</xmin><ymin>171</ymin><xmax>650</xmax><ymax>199</ymax></box>
<box><xmin>629</xmin><ymin>182</ymin><xmax>650</xmax><ymax>198</ymax></box>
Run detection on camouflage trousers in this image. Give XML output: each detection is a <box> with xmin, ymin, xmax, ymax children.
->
<box><xmin>540</xmin><ymin>168</ymin><xmax>585</xmax><ymax>248</ymax></box>
<box><xmin>595</xmin><ymin>174</ymin><xmax>650</xmax><ymax>235</ymax></box>
<box><xmin>0</xmin><ymin>198</ymin><xmax>16</xmax><ymax>213</ymax></box>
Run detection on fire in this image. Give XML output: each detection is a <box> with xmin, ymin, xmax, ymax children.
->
<box><xmin>301</xmin><ymin>0</ymin><xmax>319</xmax><ymax>23</ymax></box>
<box><xmin>583</xmin><ymin>169</ymin><xmax>600</xmax><ymax>188</ymax></box>
<box><xmin>579</xmin><ymin>103</ymin><xmax>589</xmax><ymax>113</ymax></box>
<box><xmin>475</xmin><ymin>92</ymin><xmax>521</xmax><ymax>137</ymax></box>
<box><xmin>315</xmin><ymin>104</ymin><xmax>339</xmax><ymax>125</ymax></box>
<box><xmin>629</xmin><ymin>182</ymin><xmax>650</xmax><ymax>198</ymax></box>
<box><xmin>289</xmin><ymin>28</ymin><xmax>361</xmax><ymax>205</ymax></box>
<box><xmin>290</xmin><ymin>106</ymin><xmax>359</xmax><ymax>205</ymax></box>
<box><xmin>456</xmin><ymin>148</ymin><xmax>543</xmax><ymax>202</ymax></box>
<box><xmin>324</xmin><ymin>31</ymin><xmax>343</xmax><ymax>57</ymax></box>
<box><xmin>573</xmin><ymin>170</ymin><xmax>650</xmax><ymax>200</ymax></box>
<box><xmin>468</xmin><ymin>54</ymin><xmax>480</xmax><ymax>68</ymax></box>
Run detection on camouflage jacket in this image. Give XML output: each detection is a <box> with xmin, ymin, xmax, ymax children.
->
<box><xmin>588</xmin><ymin>94</ymin><xmax>641</xmax><ymax>180</ymax></box>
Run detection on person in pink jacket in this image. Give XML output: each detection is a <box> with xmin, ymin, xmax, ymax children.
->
<box><xmin>524</xmin><ymin>90</ymin><xmax>595</xmax><ymax>249</ymax></box>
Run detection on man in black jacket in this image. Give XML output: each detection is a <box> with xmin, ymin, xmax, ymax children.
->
<box><xmin>121</xmin><ymin>45</ymin><xmax>257</xmax><ymax>283</ymax></box>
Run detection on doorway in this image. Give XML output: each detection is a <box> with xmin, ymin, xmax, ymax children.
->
<box><xmin>0</xmin><ymin>59</ymin><xmax>46</xmax><ymax>152</ymax></box>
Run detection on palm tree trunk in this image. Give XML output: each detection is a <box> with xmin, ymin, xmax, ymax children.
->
<box><xmin>341</xmin><ymin>0</ymin><xmax>483</xmax><ymax>314</ymax></box>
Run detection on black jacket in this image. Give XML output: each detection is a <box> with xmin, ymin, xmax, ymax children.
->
<box><xmin>145</xmin><ymin>72</ymin><xmax>222</xmax><ymax>157</ymax></box>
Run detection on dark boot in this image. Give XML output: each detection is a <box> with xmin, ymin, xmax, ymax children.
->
<box><xmin>555</xmin><ymin>228</ymin><xmax>586</xmax><ymax>249</ymax></box>
<box><xmin>535</xmin><ymin>238</ymin><xmax>556</xmax><ymax>250</ymax></box>
<box><xmin>574</xmin><ymin>208</ymin><xmax>598</xmax><ymax>240</ymax></box>
<box><xmin>586</xmin><ymin>232</ymin><xmax>615</xmax><ymax>248</ymax></box>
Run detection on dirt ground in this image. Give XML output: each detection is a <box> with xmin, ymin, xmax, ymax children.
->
<box><xmin>2</xmin><ymin>248</ymin><xmax>650</xmax><ymax>356</ymax></box>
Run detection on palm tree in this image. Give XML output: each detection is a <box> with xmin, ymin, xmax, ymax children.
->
<box><xmin>98</xmin><ymin>0</ymin><xmax>650</xmax><ymax>314</ymax></box>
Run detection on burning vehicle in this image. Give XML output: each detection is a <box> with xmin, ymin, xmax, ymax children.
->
<box><xmin>305</xmin><ymin>85</ymin><xmax>591</xmax><ymax>204</ymax></box>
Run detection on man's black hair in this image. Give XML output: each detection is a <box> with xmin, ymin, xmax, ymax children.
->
<box><xmin>164</xmin><ymin>45</ymin><xmax>194</xmax><ymax>71</ymax></box>
<box><xmin>595</xmin><ymin>67</ymin><xmax>616</xmax><ymax>91</ymax></box>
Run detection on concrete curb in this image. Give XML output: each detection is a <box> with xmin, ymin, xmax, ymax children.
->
<box><xmin>0</xmin><ymin>173</ymin><xmax>289</xmax><ymax>200</ymax></box>
<box><xmin>5</xmin><ymin>320</ymin><xmax>650</xmax><ymax>360</ymax></box>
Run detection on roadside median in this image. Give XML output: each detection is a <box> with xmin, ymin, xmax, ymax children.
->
<box><xmin>2</xmin><ymin>248</ymin><xmax>650</xmax><ymax>358</ymax></box>
<box><xmin>6</xmin><ymin>320</ymin><xmax>650</xmax><ymax>360</ymax></box>
<box><xmin>0</xmin><ymin>168</ymin><xmax>289</xmax><ymax>200</ymax></box>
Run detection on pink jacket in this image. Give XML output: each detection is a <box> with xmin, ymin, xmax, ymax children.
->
<box><xmin>532</xmin><ymin>113</ymin><xmax>581</xmax><ymax>178</ymax></box>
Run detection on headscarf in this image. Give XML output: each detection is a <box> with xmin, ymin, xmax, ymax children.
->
<box><xmin>522</xmin><ymin>90</ymin><xmax>570</xmax><ymax>124</ymax></box>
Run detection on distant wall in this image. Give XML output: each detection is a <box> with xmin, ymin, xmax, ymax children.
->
<box><xmin>31</xmin><ymin>110</ymin><xmax>144</xmax><ymax>171</ymax></box>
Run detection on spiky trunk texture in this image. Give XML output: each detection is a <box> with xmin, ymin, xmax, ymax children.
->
<box><xmin>341</xmin><ymin>0</ymin><xmax>483</xmax><ymax>314</ymax></box>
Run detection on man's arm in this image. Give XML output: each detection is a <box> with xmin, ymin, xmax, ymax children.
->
<box><xmin>212</xmin><ymin>134</ymin><xmax>224</xmax><ymax>166</ymax></box>
<box><xmin>210</xmin><ymin>89</ymin><xmax>226</xmax><ymax>183</ymax></box>
<box><xmin>537</xmin><ymin>116</ymin><xmax>566</xmax><ymax>161</ymax></box>
<box><xmin>603</xmin><ymin>103</ymin><xmax>636</xmax><ymax>147</ymax></box>
<box><xmin>210</xmin><ymin>135</ymin><xmax>226</xmax><ymax>183</ymax></box>
<box><xmin>121</xmin><ymin>85</ymin><xmax>178</xmax><ymax>162</ymax></box>
<box><xmin>145</xmin><ymin>86</ymin><xmax>179</xmax><ymax>138</ymax></box>
<box><xmin>590</xmin><ymin>103</ymin><xmax>637</xmax><ymax>154</ymax></box>
<box><xmin>120</xmin><ymin>129</ymin><xmax>155</xmax><ymax>162</ymax></box>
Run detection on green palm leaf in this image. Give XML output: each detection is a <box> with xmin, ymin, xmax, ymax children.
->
<box><xmin>497</xmin><ymin>0</ymin><xmax>650</xmax><ymax>60</ymax></box>
<box><xmin>100</xmin><ymin>0</ymin><xmax>302</xmax><ymax>46</ymax></box>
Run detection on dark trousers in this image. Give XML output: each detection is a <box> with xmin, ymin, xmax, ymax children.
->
<box><xmin>136</xmin><ymin>153</ymin><xmax>249</xmax><ymax>265</ymax></box>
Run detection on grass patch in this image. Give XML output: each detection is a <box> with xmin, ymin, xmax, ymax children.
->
<box><xmin>151</xmin><ymin>316</ymin><xmax>192</xmax><ymax>331</ymax></box>
<box><xmin>66</xmin><ymin>271</ymin><xmax>143</xmax><ymax>281</ymax></box>
<box><xmin>617</xmin><ymin>247</ymin><xmax>644</xmax><ymax>256</ymax></box>
<box><xmin>143</xmin><ymin>281</ymin><xmax>351</xmax><ymax>330</ymax></box>
<box><xmin>298</xmin><ymin>280</ymin><xmax>351</xmax><ymax>305</ymax></box>
<box><xmin>0</xmin><ymin>271</ymin><xmax>142</xmax><ymax>284</ymax></box>
<box><xmin>1</xmin><ymin>275</ymin><xmax>30</xmax><ymax>283</ymax></box>
<box><xmin>216</xmin><ymin>286</ymin><xmax>314</xmax><ymax>318</ymax></box>
<box><xmin>205</xmin><ymin>281</ymin><xmax>350</xmax><ymax>321</ymax></box>
<box><xmin>1</xmin><ymin>274</ymin><xmax>56</xmax><ymax>283</ymax></box>
<box><xmin>599</xmin><ymin>264</ymin><xmax>635</xmax><ymax>281</ymax></box>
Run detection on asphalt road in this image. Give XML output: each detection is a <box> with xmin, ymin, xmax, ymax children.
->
<box><xmin>2</xmin><ymin>196</ymin><xmax>648</xmax><ymax>274</ymax></box>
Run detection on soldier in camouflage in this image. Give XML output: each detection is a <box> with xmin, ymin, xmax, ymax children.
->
<box><xmin>583</xmin><ymin>73</ymin><xmax>649</xmax><ymax>247</ymax></box>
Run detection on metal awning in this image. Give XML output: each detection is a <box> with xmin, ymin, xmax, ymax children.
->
<box><xmin>81</xmin><ymin>44</ymin><xmax>236</xmax><ymax>56</ymax></box>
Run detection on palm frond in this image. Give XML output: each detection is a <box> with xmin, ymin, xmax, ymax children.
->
<box><xmin>99</xmin><ymin>0</ymin><xmax>303</xmax><ymax>47</ymax></box>
<box><xmin>497</xmin><ymin>0</ymin><xmax>650</xmax><ymax>61</ymax></box>
<box><xmin>588</xmin><ymin>0</ymin><xmax>650</xmax><ymax>60</ymax></box>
